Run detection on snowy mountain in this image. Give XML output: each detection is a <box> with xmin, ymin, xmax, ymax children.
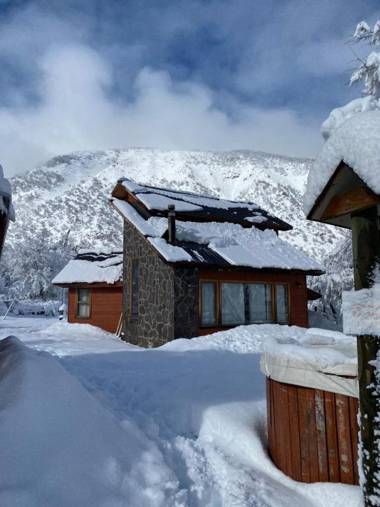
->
<box><xmin>0</xmin><ymin>148</ymin><xmax>350</xmax><ymax>309</ymax></box>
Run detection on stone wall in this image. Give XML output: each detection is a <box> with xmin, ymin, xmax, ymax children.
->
<box><xmin>173</xmin><ymin>267</ymin><xmax>199</xmax><ymax>338</ymax></box>
<box><xmin>123</xmin><ymin>220</ymin><xmax>175</xmax><ymax>347</ymax></box>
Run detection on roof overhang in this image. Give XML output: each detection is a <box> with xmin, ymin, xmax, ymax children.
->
<box><xmin>307</xmin><ymin>161</ymin><xmax>380</xmax><ymax>229</ymax></box>
<box><xmin>53</xmin><ymin>281</ymin><xmax>123</xmax><ymax>289</ymax></box>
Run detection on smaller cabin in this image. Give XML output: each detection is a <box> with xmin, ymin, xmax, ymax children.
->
<box><xmin>111</xmin><ymin>178</ymin><xmax>323</xmax><ymax>347</ymax></box>
<box><xmin>53</xmin><ymin>250</ymin><xmax>123</xmax><ymax>334</ymax></box>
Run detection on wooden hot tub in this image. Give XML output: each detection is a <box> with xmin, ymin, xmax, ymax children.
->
<box><xmin>266</xmin><ymin>377</ymin><xmax>359</xmax><ymax>484</ymax></box>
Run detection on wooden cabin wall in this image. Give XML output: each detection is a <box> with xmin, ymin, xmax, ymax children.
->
<box><xmin>197</xmin><ymin>269</ymin><xmax>309</xmax><ymax>335</ymax></box>
<box><xmin>267</xmin><ymin>377</ymin><xmax>359</xmax><ymax>484</ymax></box>
<box><xmin>68</xmin><ymin>286</ymin><xmax>123</xmax><ymax>333</ymax></box>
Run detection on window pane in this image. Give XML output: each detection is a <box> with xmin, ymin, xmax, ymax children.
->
<box><xmin>276</xmin><ymin>285</ymin><xmax>289</xmax><ymax>323</ymax></box>
<box><xmin>77</xmin><ymin>303</ymin><xmax>90</xmax><ymax>318</ymax></box>
<box><xmin>221</xmin><ymin>283</ymin><xmax>245</xmax><ymax>325</ymax></box>
<box><xmin>77</xmin><ymin>289</ymin><xmax>91</xmax><ymax>318</ymax></box>
<box><xmin>201</xmin><ymin>282</ymin><xmax>216</xmax><ymax>326</ymax></box>
<box><xmin>247</xmin><ymin>284</ymin><xmax>273</xmax><ymax>323</ymax></box>
<box><xmin>78</xmin><ymin>288</ymin><xmax>90</xmax><ymax>303</ymax></box>
<box><xmin>131</xmin><ymin>259</ymin><xmax>139</xmax><ymax>319</ymax></box>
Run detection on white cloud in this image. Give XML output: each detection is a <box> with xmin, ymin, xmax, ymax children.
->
<box><xmin>0</xmin><ymin>43</ymin><xmax>321</xmax><ymax>175</ymax></box>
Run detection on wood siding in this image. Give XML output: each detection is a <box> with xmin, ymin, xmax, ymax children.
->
<box><xmin>197</xmin><ymin>269</ymin><xmax>308</xmax><ymax>334</ymax></box>
<box><xmin>68</xmin><ymin>285</ymin><xmax>123</xmax><ymax>334</ymax></box>
<box><xmin>267</xmin><ymin>378</ymin><xmax>359</xmax><ymax>484</ymax></box>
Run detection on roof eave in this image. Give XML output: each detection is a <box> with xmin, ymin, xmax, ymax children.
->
<box><xmin>52</xmin><ymin>281</ymin><xmax>123</xmax><ymax>288</ymax></box>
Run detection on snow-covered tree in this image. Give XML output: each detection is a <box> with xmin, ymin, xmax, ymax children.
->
<box><xmin>351</xmin><ymin>20</ymin><xmax>380</xmax><ymax>97</ymax></box>
<box><xmin>322</xmin><ymin>19</ymin><xmax>380</xmax><ymax>139</ymax></box>
<box><xmin>0</xmin><ymin>229</ymin><xmax>75</xmax><ymax>300</ymax></box>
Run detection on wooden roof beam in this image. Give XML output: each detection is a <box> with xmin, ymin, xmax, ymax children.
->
<box><xmin>321</xmin><ymin>186</ymin><xmax>380</xmax><ymax>221</ymax></box>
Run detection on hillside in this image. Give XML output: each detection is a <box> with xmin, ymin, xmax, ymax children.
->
<box><xmin>0</xmin><ymin>148</ymin><xmax>350</xmax><ymax>314</ymax></box>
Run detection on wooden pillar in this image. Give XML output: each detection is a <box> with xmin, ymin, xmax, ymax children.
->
<box><xmin>351</xmin><ymin>207</ymin><xmax>380</xmax><ymax>505</ymax></box>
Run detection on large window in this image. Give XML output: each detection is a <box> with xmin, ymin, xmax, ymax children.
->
<box><xmin>200</xmin><ymin>281</ymin><xmax>289</xmax><ymax>327</ymax></box>
<box><xmin>130</xmin><ymin>259</ymin><xmax>139</xmax><ymax>320</ymax></box>
<box><xmin>76</xmin><ymin>288</ymin><xmax>91</xmax><ymax>318</ymax></box>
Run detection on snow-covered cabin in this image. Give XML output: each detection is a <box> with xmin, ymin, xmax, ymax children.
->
<box><xmin>111</xmin><ymin>178</ymin><xmax>322</xmax><ymax>347</ymax></box>
<box><xmin>0</xmin><ymin>165</ymin><xmax>14</xmax><ymax>257</ymax></box>
<box><xmin>52</xmin><ymin>250</ymin><xmax>123</xmax><ymax>333</ymax></box>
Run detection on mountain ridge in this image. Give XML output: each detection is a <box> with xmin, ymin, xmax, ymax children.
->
<box><xmin>1</xmin><ymin>148</ymin><xmax>349</xmax><ymax>309</ymax></box>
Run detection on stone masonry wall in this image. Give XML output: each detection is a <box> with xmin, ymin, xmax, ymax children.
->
<box><xmin>174</xmin><ymin>267</ymin><xmax>199</xmax><ymax>338</ymax></box>
<box><xmin>123</xmin><ymin>219</ymin><xmax>175</xmax><ymax>347</ymax></box>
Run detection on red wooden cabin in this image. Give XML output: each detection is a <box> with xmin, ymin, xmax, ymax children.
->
<box><xmin>53</xmin><ymin>250</ymin><xmax>123</xmax><ymax>334</ymax></box>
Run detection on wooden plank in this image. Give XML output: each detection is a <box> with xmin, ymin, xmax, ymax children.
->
<box><xmin>297</xmin><ymin>386</ymin><xmax>314</xmax><ymax>482</ymax></box>
<box><xmin>266</xmin><ymin>379</ymin><xmax>273</xmax><ymax>458</ymax></box>
<box><xmin>267</xmin><ymin>379</ymin><xmax>277</xmax><ymax>465</ymax></box>
<box><xmin>324</xmin><ymin>391</ymin><xmax>340</xmax><ymax>482</ymax></box>
<box><xmin>335</xmin><ymin>394</ymin><xmax>355</xmax><ymax>484</ymax></box>
<box><xmin>272</xmin><ymin>380</ymin><xmax>287</xmax><ymax>473</ymax></box>
<box><xmin>321</xmin><ymin>186</ymin><xmax>379</xmax><ymax>220</ymax></box>
<box><xmin>278</xmin><ymin>382</ymin><xmax>292</xmax><ymax>477</ymax></box>
<box><xmin>315</xmin><ymin>390</ymin><xmax>329</xmax><ymax>481</ymax></box>
<box><xmin>287</xmin><ymin>384</ymin><xmax>302</xmax><ymax>481</ymax></box>
<box><xmin>349</xmin><ymin>397</ymin><xmax>359</xmax><ymax>485</ymax></box>
<box><xmin>308</xmin><ymin>390</ymin><xmax>319</xmax><ymax>482</ymax></box>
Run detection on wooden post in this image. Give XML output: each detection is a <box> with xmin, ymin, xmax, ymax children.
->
<box><xmin>351</xmin><ymin>207</ymin><xmax>380</xmax><ymax>505</ymax></box>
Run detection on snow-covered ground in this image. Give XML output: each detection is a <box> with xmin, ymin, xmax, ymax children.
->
<box><xmin>0</xmin><ymin>316</ymin><xmax>361</xmax><ymax>507</ymax></box>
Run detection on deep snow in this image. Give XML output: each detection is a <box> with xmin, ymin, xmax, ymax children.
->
<box><xmin>0</xmin><ymin>317</ymin><xmax>361</xmax><ymax>507</ymax></box>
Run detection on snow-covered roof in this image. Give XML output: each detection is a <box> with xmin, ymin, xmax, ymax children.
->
<box><xmin>304</xmin><ymin>110</ymin><xmax>380</xmax><ymax>215</ymax></box>
<box><xmin>52</xmin><ymin>250</ymin><xmax>123</xmax><ymax>286</ymax></box>
<box><xmin>112</xmin><ymin>198</ymin><xmax>323</xmax><ymax>273</ymax></box>
<box><xmin>114</xmin><ymin>178</ymin><xmax>292</xmax><ymax>231</ymax></box>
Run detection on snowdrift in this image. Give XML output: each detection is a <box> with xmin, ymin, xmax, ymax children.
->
<box><xmin>0</xmin><ymin>337</ymin><xmax>176</xmax><ymax>507</ymax></box>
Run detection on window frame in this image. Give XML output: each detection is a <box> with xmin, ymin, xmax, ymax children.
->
<box><xmin>199</xmin><ymin>279</ymin><xmax>290</xmax><ymax>328</ymax></box>
<box><xmin>76</xmin><ymin>288</ymin><xmax>92</xmax><ymax>319</ymax></box>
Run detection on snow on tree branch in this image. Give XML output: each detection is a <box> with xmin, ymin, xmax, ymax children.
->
<box><xmin>322</xmin><ymin>19</ymin><xmax>380</xmax><ymax>140</ymax></box>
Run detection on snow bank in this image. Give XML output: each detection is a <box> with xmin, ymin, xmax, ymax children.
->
<box><xmin>162</xmin><ymin>323</ymin><xmax>307</xmax><ymax>354</ymax></box>
<box><xmin>1</xmin><ymin>318</ymin><xmax>362</xmax><ymax>507</ymax></box>
<box><xmin>304</xmin><ymin>110</ymin><xmax>380</xmax><ymax>215</ymax></box>
<box><xmin>0</xmin><ymin>337</ymin><xmax>178</xmax><ymax>506</ymax></box>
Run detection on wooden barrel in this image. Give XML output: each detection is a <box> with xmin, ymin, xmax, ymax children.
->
<box><xmin>266</xmin><ymin>377</ymin><xmax>359</xmax><ymax>484</ymax></box>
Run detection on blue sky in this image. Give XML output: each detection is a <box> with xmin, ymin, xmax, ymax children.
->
<box><xmin>0</xmin><ymin>0</ymin><xmax>378</xmax><ymax>173</ymax></box>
